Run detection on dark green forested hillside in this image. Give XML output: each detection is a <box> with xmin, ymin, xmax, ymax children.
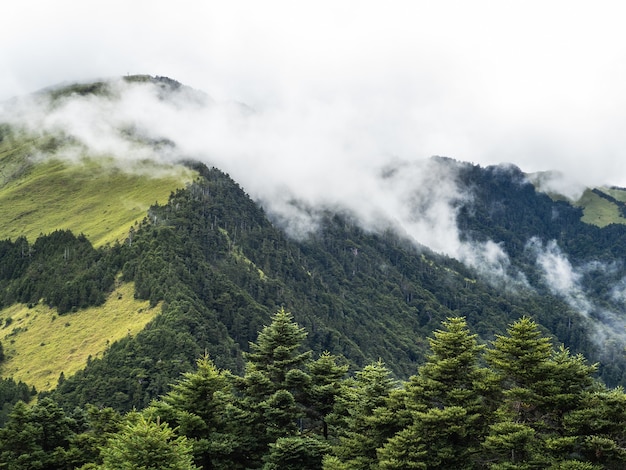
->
<box><xmin>454</xmin><ymin>161</ymin><xmax>626</xmax><ymax>382</ymax></box>
<box><xmin>0</xmin><ymin>157</ymin><xmax>623</xmax><ymax>417</ymax></box>
<box><xmin>457</xmin><ymin>161</ymin><xmax>626</xmax><ymax>262</ymax></box>
<box><xmin>2</xmin><ymin>310</ymin><xmax>626</xmax><ymax>469</ymax></box>
<box><xmin>0</xmin><ymin>155</ymin><xmax>625</xmax><ymax>467</ymax></box>
<box><xmin>20</xmin><ymin>161</ymin><xmax>613</xmax><ymax>413</ymax></box>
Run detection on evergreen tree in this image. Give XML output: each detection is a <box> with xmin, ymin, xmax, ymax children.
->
<box><xmin>244</xmin><ymin>307</ymin><xmax>312</xmax><ymax>390</ymax></box>
<box><xmin>262</xmin><ymin>436</ymin><xmax>330</xmax><ymax>470</ymax></box>
<box><xmin>0</xmin><ymin>401</ymin><xmax>47</xmax><ymax>469</ymax></box>
<box><xmin>0</xmin><ymin>398</ymin><xmax>77</xmax><ymax>469</ymax></box>
<box><xmin>378</xmin><ymin>317</ymin><xmax>497</xmax><ymax>469</ymax></box>
<box><xmin>485</xmin><ymin>317</ymin><xmax>554</xmax><ymax>425</ymax></box>
<box><xmin>405</xmin><ymin>316</ymin><xmax>498</xmax><ymax>413</ymax></box>
<box><xmin>562</xmin><ymin>387</ymin><xmax>626</xmax><ymax>467</ymax></box>
<box><xmin>325</xmin><ymin>360</ymin><xmax>398</xmax><ymax>469</ymax></box>
<box><xmin>99</xmin><ymin>413</ymin><xmax>198</xmax><ymax>470</ymax></box>
<box><xmin>481</xmin><ymin>420</ymin><xmax>538</xmax><ymax>468</ymax></box>
<box><xmin>304</xmin><ymin>351</ymin><xmax>349</xmax><ymax>439</ymax></box>
<box><xmin>146</xmin><ymin>355</ymin><xmax>235</xmax><ymax>469</ymax></box>
<box><xmin>66</xmin><ymin>405</ymin><xmax>123</xmax><ymax>468</ymax></box>
<box><xmin>230</xmin><ymin>308</ymin><xmax>313</xmax><ymax>468</ymax></box>
<box><xmin>482</xmin><ymin>317</ymin><xmax>600</xmax><ymax>468</ymax></box>
<box><xmin>378</xmin><ymin>406</ymin><xmax>473</xmax><ymax>470</ymax></box>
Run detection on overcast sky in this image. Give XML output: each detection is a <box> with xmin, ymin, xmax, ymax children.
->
<box><xmin>2</xmin><ymin>0</ymin><xmax>626</xmax><ymax>187</ymax></box>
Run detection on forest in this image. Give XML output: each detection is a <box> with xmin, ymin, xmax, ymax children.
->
<box><xmin>1</xmin><ymin>309</ymin><xmax>625</xmax><ymax>469</ymax></box>
<box><xmin>2</xmin><ymin>159</ymin><xmax>626</xmax><ymax>467</ymax></box>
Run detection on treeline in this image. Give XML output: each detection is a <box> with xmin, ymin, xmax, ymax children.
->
<box><xmin>0</xmin><ymin>377</ymin><xmax>35</xmax><ymax>427</ymax></box>
<box><xmin>1</xmin><ymin>163</ymin><xmax>624</xmax><ymax>416</ymax></box>
<box><xmin>2</xmin><ymin>310</ymin><xmax>625</xmax><ymax>469</ymax></box>
<box><xmin>0</xmin><ymin>231</ymin><xmax>120</xmax><ymax>314</ymax></box>
<box><xmin>47</xmin><ymin>166</ymin><xmax>608</xmax><ymax>413</ymax></box>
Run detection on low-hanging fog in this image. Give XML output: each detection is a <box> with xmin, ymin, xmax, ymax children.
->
<box><xmin>3</xmin><ymin>76</ymin><xmax>626</xmax><ymax>353</ymax></box>
<box><xmin>4</xmin><ymin>1</ymin><xmax>626</xmax><ymax>350</ymax></box>
<box><xmin>1</xmin><ymin>80</ymin><xmax>520</xmax><ymax>272</ymax></box>
<box><xmin>4</xmin><ymin>2</ymin><xmax>626</xmax><ymax>191</ymax></box>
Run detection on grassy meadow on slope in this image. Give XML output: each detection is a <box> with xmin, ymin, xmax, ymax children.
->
<box><xmin>0</xmin><ymin>282</ymin><xmax>159</xmax><ymax>391</ymax></box>
<box><xmin>576</xmin><ymin>187</ymin><xmax>626</xmax><ymax>227</ymax></box>
<box><xmin>0</xmin><ymin>126</ymin><xmax>194</xmax><ymax>391</ymax></box>
<box><xmin>528</xmin><ymin>172</ymin><xmax>626</xmax><ymax>227</ymax></box>
<box><xmin>0</xmin><ymin>131</ymin><xmax>196</xmax><ymax>247</ymax></box>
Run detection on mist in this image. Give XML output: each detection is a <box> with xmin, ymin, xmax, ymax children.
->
<box><xmin>528</xmin><ymin>237</ymin><xmax>626</xmax><ymax>349</ymax></box>
<box><xmin>4</xmin><ymin>76</ymin><xmax>626</xmax><ymax>352</ymax></box>
<box><xmin>4</xmin><ymin>2</ymin><xmax>626</xmax><ymax>194</ymax></box>
<box><xmin>2</xmin><ymin>79</ymin><xmax>531</xmax><ymax>284</ymax></box>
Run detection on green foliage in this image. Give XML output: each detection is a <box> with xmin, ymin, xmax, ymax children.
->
<box><xmin>145</xmin><ymin>355</ymin><xmax>235</xmax><ymax>469</ymax></box>
<box><xmin>304</xmin><ymin>351</ymin><xmax>349</xmax><ymax>439</ymax></box>
<box><xmin>226</xmin><ymin>309</ymin><xmax>315</xmax><ymax>468</ymax></box>
<box><xmin>379</xmin><ymin>406</ymin><xmax>474</xmax><ymax>470</ymax></box>
<box><xmin>0</xmin><ymin>231</ymin><xmax>120</xmax><ymax>313</ymax></box>
<box><xmin>1</xmin><ymin>315</ymin><xmax>625</xmax><ymax>469</ymax></box>
<box><xmin>99</xmin><ymin>413</ymin><xmax>198</xmax><ymax>470</ymax></box>
<box><xmin>0</xmin><ymin>397</ymin><xmax>79</xmax><ymax>469</ymax></box>
<box><xmin>0</xmin><ymin>377</ymin><xmax>35</xmax><ymax>426</ymax></box>
<box><xmin>262</xmin><ymin>436</ymin><xmax>330</xmax><ymax>470</ymax></box>
<box><xmin>326</xmin><ymin>360</ymin><xmax>398</xmax><ymax>469</ymax></box>
<box><xmin>245</xmin><ymin>307</ymin><xmax>311</xmax><ymax>390</ymax></box>
<box><xmin>378</xmin><ymin>317</ymin><xmax>497</xmax><ymax>469</ymax></box>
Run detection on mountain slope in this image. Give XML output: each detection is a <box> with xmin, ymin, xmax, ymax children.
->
<box><xmin>1</xmin><ymin>77</ymin><xmax>626</xmax><ymax>413</ymax></box>
<box><xmin>0</xmin><ymin>281</ymin><xmax>158</xmax><ymax>392</ymax></box>
<box><xmin>0</xmin><ymin>127</ymin><xmax>196</xmax><ymax>247</ymax></box>
<box><xmin>46</xmin><ymin>163</ymin><xmax>624</xmax><ymax>411</ymax></box>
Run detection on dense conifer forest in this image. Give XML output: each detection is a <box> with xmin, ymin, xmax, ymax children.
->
<box><xmin>2</xmin><ymin>157</ymin><xmax>626</xmax><ymax>467</ymax></box>
<box><xmin>2</xmin><ymin>309</ymin><xmax>625</xmax><ymax>469</ymax></box>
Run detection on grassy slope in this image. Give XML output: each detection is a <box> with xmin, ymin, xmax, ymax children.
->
<box><xmin>576</xmin><ymin>188</ymin><xmax>626</xmax><ymax>227</ymax></box>
<box><xmin>0</xmin><ymin>154</ymin><xmax>196</xmax><ymax>247</ymax></box>
<box><xmin>0</xmin><ymin>282</ymin><xmax>159</xmax><ymax>391</ymax></box>
<box><xmin>0</xmin><ymin>133</ymin><xmax>195</xmax><ymax>389</ymax></box>
<box><xmin>527</xmin><ymin>171</ymin><xmax>626</xmax><ymax>227</ymax></box>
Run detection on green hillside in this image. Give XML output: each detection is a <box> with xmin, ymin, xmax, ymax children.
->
<box><xmin>575</xmin><ymin>187</ymin><xmax>626</xmax><ymax>227</ymax></box>
<box><xmin>0</xmin><ymin>281</ymin><xmax>158</xmax><ymax>392</ymax></box>
<box><xmin>528</xmin><ymin>171</ymin><xmax>626</xmax><ymax>227</ymax></box>
<box><xmin>0</xmin><ymin>135</ymin><xmax>196</xmax><ymax>247</ymax></box>
<box><xmin>0</xmin><ymin>118</ymin><xmax>196</xmax><ymax>392</ymax></box>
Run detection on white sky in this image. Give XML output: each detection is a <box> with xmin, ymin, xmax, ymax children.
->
<box><xmin>2</xmin><ymin>0</ymin><xmax>626</xmax><ymax>187</ymax></box>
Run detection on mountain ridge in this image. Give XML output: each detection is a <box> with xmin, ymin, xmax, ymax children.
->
<box><xmin>1</xmin><ymin>77</ymin><xmax>626</xmax><ymax>413</ymax></box>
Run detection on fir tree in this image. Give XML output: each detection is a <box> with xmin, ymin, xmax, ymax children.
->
<box><xmin>485</xmin><ymin>316</ymin><xmax>554</xmax><ymax>424</ymax></box>
<box><xmin>146</xmin><ymin>354</ymin><xmax>235</xmax><ymax>469</ymax></box>
<box><xmin>244</xmin><ymin>307</ymin><xmax>312</xmax><ymax>390</ymax></box>
<box><xmin>99</xmin><ymin>414</ymin><xmax>198</xmax><ymax>470</ymax></box>
<box><xmin>378</xmin><ymin>317</ymin><xmax>496</xmax><ymax>469</ymax></box>
<box><xmin>304</xmin><ymin>351</ymin><xmax>349</xmax><ymax>440</ymax></box>
<box><xmin>482</xmin><ymin>317</ymin><xmax>600</xmax><ymax>468</ymax></box>
<box><xmin>230</xmin><ymin>308</ymin><xmax>313</xmax><ymax>468</ymax></box>
<box><xmin>325</xmin><ymin>360</ymin><xmax>398</xmax><ymax>469</ymax></box>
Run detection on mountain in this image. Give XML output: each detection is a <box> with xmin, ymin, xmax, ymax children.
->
<box><xmin>1</xmin><ymin>76</ymin><xmax>626</xmax><ymax>415</ymax></box>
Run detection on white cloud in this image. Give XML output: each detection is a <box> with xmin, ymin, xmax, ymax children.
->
<box><xmin>2</xmin><ymin>79</ymin><xmax>531</xmax><ymax>293</ymax></box>
<box><xmin>529</xmin><ymin>238</ymin><xmax>593</xmax><ymax>314</ymax></box>
<box><xmin>2</xmin><ymin>1</ymin><xmax>626</xmax><ymax>190</ymax></box>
